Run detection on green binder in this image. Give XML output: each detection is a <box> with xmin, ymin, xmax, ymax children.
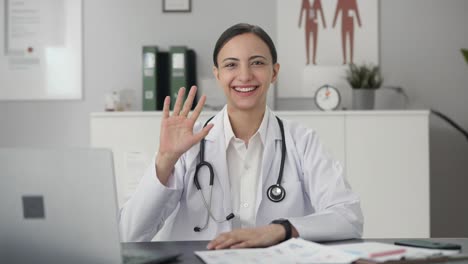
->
<box><xmin>142</xmin><ymin>46</ymin><xmax>158</xmax><ymax>111</ymax></box>
<box><xmin>142</xmin><ymin>46</ymin><xmax>169</xmax><ymax>111</ymax></box>
<box><xmin>169</xmin><ymin>46</ymin><xmax>197</xmax><ymax>110</ymax></box>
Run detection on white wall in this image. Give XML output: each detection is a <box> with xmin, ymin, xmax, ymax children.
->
<box><xmin>1</xmin><ymin>0</ymin><xmax>467</xmax><ymax>236</ymax></box>
<box><xmin>380</xmin><ymin>0</ymin><xmax>468</xmax><ymax>237</ymax></box>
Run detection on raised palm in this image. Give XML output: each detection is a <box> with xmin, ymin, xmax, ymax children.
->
<box><xmin>158</xmin><ymin>86</ymin><xmax>213</xmax><ymax>163</ymax></box>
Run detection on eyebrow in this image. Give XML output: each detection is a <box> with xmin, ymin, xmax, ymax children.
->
<box><xmin>221</xmin><ymin>55</ymin><xmax>268</xmax><ymax>63</ymax></box>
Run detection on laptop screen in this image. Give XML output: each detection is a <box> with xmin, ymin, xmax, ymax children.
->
<box><xmin>0</xmin><ymin>148</ymin><xmax>123</xmax><ymax>264</ymax></box>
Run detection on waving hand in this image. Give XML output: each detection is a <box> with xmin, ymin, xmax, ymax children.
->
<box><xmin>156</xmin><ymin>86</ymin><xmax>213</xmax><ymax>185</ymax></box>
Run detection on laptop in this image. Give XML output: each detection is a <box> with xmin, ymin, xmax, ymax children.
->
<box><xmin>0</xmin><ymin>148</ymin><xmax>181</xmax><ymax>264</ymax></box>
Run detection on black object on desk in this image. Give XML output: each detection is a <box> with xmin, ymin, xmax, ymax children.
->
<box><xmin>394</xmin><ymin>239</ymin><xmax>462</xmax><ymax>250</ymax></box>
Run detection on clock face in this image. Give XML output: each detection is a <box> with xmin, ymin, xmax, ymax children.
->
<box><xmin>314</xmin><ymin>85</ymin><xmax>341</xmax><ymax>111</ymax></box>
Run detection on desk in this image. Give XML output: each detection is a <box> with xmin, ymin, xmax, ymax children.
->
<box><xmin>122</xmin><ymin>238</ymin><xmax>468</xmax><ymax>264</ymax></box>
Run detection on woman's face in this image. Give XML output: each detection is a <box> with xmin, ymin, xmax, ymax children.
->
<box><xmin>213</xmin><ymin>33</ymin><xmax>280</xmax><ymax>113</ymax></box>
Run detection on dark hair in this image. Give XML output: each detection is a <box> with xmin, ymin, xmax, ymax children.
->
<box><xmin>213</xmin><ymin>23</ymin><xmax>277</xmax><ymax>67</ymax></box>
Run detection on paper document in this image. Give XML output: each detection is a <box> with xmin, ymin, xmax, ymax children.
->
<box><xmin>195</xmin><ymin>238</ymin><xmax>360</xmax><ymax>264</ymax></box>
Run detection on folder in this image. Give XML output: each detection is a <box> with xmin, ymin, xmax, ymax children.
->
<box><xmin>142</xmin><ymin>46</ymin><xmax>169</xmax><ymax>111</ymax></box>
<box><xmin>142</xmin><ymin>46</ymin><xmax>158</xmax><ymax>111</ymax></box>
<box><xmin>169</xmin><ymin>46</ymin><xmax>197</xmax><ymax>110</ymax></box>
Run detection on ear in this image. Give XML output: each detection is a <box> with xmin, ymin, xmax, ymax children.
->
<box><xmin>271</xmin><ymin>63</ymin><xmax>280</xmax><ymax>83</ymax></box>
<box><xmin>212</xmin><ymin>66</ymin><xmax>220</xmax><ymax>81</ymax></box>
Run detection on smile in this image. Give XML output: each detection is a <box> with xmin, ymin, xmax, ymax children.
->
<box><xmin>233</xmin><ymin>86</ymin><xmax>258</xmax><ymax>93</ymax></box>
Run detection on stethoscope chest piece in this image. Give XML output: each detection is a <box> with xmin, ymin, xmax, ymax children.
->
<box><xmin>267</xmin><ymin>184</ymin><xmax>286</xmax><ymax>202</ymax></box>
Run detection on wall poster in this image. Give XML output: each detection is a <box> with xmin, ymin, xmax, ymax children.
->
<box><xmin>0</xmin><ymin>0</ymin><xmax>82</xmax><ymax>100</ymax></box>
<box><xmin>277</xmin><ymin>0</ymin><xmax>379</xmax><ymax>100</ymax></box>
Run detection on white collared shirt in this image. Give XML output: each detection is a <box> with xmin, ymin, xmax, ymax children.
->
<box><xmin>223</xmin><ymin>109</ymin><xmax>269</xmax><ymax>228</ymax></box>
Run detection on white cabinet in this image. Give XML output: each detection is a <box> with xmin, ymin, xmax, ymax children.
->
<box><xmin>344</xmin><ymin>113</ymin><xmax>430</xmax><ymax>238</ymax></box>
<box><xmin>90</xmin><ymin>110</ymin><xmax>429</xmax><ymax>238</ymax></box>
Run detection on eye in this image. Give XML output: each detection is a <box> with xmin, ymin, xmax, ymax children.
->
<box><xmin>251</xmin><ymin>60</ymin><xmax>265</xmax><ymax>66</ymax></box>
<box><xmin>223</xmin><ymin>62</ymin><xmax>236</xmax><ymax>68</ymax></box>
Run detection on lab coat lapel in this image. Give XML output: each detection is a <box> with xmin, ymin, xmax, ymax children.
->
<box><xmin>204</xmin><ymin>109</ymin><xmax>233</xmax><ymax>217</ymax></box>
<box><xmin>256</xmin><ymin>110</ymin><xmax>283</xmax><ymax>214</ymax></box>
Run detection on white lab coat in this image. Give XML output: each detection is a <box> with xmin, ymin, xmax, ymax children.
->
<box><xmin>119</xmin><ymin>107</ymin><xmax>363</xmax><ymax>242</ymax></box>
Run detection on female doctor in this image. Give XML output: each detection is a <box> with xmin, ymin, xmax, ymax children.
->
<box><xmin>119</xmin><ymin>23</ymin><xmax>363</xmax><ymax>249</ymax></box>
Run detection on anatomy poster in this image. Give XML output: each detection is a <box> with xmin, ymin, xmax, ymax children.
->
<box><xmin>277</xmin><ymin>0</ymin><xmax>378</xmax><ymax>98</ymax></box>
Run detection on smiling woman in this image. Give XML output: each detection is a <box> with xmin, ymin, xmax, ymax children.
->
<box><xmin>119</xmin><ymin>23</ymin><xmax>364</xmax><ymax>250</ymax></box>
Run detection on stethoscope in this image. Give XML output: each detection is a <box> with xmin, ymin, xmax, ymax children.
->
<box><xmin>193</xmin><ymin>115</ymin><xmax>287</xmax><ymax>232</ymax></box>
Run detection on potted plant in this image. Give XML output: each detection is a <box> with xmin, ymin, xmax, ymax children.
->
<box><xmin>345</xmin><ymin>63</ymin><xmax>383</xmax><ymax>110</ymax></box>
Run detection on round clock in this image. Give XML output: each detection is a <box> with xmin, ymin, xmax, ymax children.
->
<box><xmin>314</xmin><ymin>85</ymin><xmax>341</xmax><ymax>111</ymax></box>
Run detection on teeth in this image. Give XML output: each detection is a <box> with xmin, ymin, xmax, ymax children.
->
<box><xmin>234</xmin><ymin>87</ymin><xmax>256</xmax><ymax>92</ymax></box>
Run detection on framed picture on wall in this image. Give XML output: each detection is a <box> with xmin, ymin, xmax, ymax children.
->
<box><xmin>163</xmin><ymin>0</ymin><xmax>191</xmax><ymax>13</ymax></box>
<box><xmin>1</xmin><ymin>0</ymin><xmax>83</xmax><ymax>100</ymax></box>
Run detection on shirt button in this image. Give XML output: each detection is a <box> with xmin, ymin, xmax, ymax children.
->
<box><xmin>243</xmin><ymin>203</ymin><xmax>249</xmax><ymax>208</ymax></box>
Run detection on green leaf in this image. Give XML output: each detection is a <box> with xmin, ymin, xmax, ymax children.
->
<box><xmin>462</xmin><ymin>49</ymin><xmax>468</xmax><ymax>64</ymax></box>
<box><xmin>345</xmin><ymin>63</ymin><xmax>383</xmax><ymax>89</ymax></box>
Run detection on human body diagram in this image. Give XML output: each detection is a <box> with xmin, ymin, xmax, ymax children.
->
<box><xmin>298</xmin><ymin>0</ymin><xmax>363</xmax><ymax>65</ymax></box>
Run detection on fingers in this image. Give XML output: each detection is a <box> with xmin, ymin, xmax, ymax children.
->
<box><xmin>207</xmin><ymin>230</ymin><xmax>254</xmax><ymax>250</ymax></box>
<box><xmin>180</xmin><ymin>86</ymin><xmax>197</xmax><ymax>117</ymax></box>
<box><xmin>206</xmin><ymin>233</ymin><xmax>226</xmax><ymax>249</ymax></box>
<box><xmin>207</xmin><ymin>233</ymin><xmax>235</xmax><ymax>250</ymax></box>
<box><xmin>214</xmin><ymin>238</ymin><xmax>239</xmax><ymax>250</ymax></box>
<box><xmin>208</xmin><ymin>233</ymin><xmax>254</xmax><ymax>250</ymax></box>
<box><xmin>189</xmin><ymin>95</ymin><xmax>206</xmax><ymax>122</ymax></box>
<box><xmin>162</xmin><ymin>96</ymin><xmax>170</xmax><ymax>118</ymax></box>
<box><xmin>207</xmin><ymin>226</ymin><xmax>283</xmax><ymax>250</ymax></box>
<box><xmin>172</xmin><ymin>87</ymin><xmax>186</xmax><ymax>116</ymax></box>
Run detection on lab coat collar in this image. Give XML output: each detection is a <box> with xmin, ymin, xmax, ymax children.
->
<box><xmin>204</xmin><ymin>108</ymin><xmax>224</xmax><ymax>142</ymax></box>
<box><xmin>263</xmin><ymin>107</ymin><xmax>282</xmax><ymax>141</ymax></box>
<box><xmin>205</xmin><ymin>105</ymin><xmax>279</xmax><ymax>142</ymax></box>
<box><xmin>202</xmin><ymin>105</ymin><xmax>283</xmax><ymax>168</ymax></box>
<box><xmin>222</xmin><ymin>106</ymin><xmax>271</xmax><ymax>149</ymax></box>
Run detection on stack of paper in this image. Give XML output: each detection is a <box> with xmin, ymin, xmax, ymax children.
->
<box><xmin>195</xmin><ymin>238</ymin><xmax>360</xmax><ymax>264</ymax></box>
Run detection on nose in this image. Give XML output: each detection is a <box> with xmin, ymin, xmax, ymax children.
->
<box><xmin>237</xmin><ymin>64</ymin><xmax>253</xmax><ymax>82</ymax></box>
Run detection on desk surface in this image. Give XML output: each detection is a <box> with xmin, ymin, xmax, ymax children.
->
<box><xmin>122</xmin><ymin>238</ymin><xmax>468</xmax><ymax>264</ymax></box>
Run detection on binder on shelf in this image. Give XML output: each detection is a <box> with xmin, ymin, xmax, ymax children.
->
<box><xmin>169</xmin><ymin>46</ymin><xmax>197</xmax><ymax>110</ymax></box>
<box><xmin>142</xmin><ymin>46</ymin><xmax>169</xmax><ymax>111</ymax></box>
